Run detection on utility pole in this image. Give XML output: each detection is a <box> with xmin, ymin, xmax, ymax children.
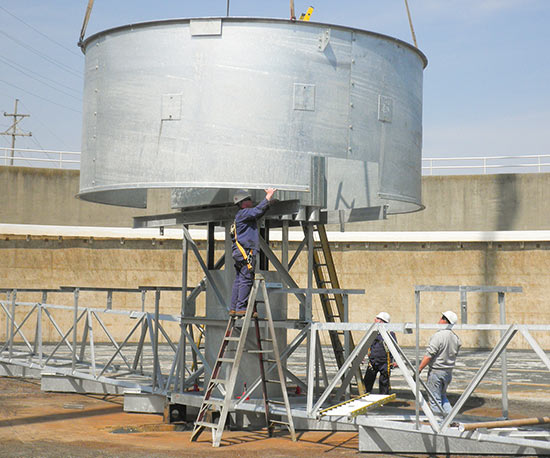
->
<box><xmin>2</xmin><ymin>98</ymin><xmax>31</xmax><ymax>166</ymax></box>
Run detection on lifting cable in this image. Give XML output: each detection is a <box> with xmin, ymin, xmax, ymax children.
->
<box><xmin>403</xmin><ymin>0</ymin><xmax>418</xmax><ymax>48</ymax></box>
<box><xmin>78</xmin><ymin>0</ymin><xmax>95</xmax><ymax>48</ymax></box>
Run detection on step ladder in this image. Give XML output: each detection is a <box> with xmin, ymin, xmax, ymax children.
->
<box><xmin>303</xmin><ymin>223</ymin><xmax>365</xmax><ymax>394</ymax></box>
<box><xmin>190</xmin><ymin>274</ymin><xmax>296</xmax><ymax>447</ymax></box>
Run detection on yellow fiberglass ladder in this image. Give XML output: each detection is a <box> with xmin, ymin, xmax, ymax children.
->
<box><xmin>303</xmin><ymin>223</ymin><xmax>365</xmax><ymax>394</ymax></box>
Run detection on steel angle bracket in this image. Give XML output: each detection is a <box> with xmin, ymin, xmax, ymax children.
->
<box><xmin>318</xmin><ymin>29</ymin><xmax>330</xmax><ymax>52</ymax></box>
<box><xmin>319</xmin><ymin>393</ymin><xmax>396</xmax><ymax>418</ymax></box>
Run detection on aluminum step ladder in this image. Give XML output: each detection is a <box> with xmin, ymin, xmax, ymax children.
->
<box><xmin>303</xmin><ymin>223</ymin><xmax>365</xmax><ymax>394</ymax></box>
<box><xmin>190</xmin><ymin>274</ymin><xmax>296</xmax><ymax>447</ymax></box>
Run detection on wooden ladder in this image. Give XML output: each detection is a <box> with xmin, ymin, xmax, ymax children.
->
<box><xmin>190</xmin><ymin>274</ymin><xmax>296</xmax><ymax>447</ymax></box>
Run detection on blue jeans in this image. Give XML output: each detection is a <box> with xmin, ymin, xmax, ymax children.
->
<box><xmin>427</xmin><ymin>369</ymin><xmax>453</xmax><ymax>416</ymax></box>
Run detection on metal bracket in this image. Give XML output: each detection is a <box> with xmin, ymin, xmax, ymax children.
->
<box><xmin>318</xmin><ymin>29</ymin><xmax>330</xmax><ymax>52</ymax></box>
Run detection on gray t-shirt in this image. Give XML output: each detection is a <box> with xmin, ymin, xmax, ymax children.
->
<box><xmin>426</xmin><ymin>328</ymin><xmax>462</xmax><ymax>370</ymax></box>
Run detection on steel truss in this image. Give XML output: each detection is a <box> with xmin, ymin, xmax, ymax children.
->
<box><xmin>2</xmin><ymin>225</ymin><xmax>550</xmax><ymax>453</ymax></box>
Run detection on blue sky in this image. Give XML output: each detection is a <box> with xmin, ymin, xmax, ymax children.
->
<box><xmin>0</xmin><ymin>0</ymin><xmax>548</xmax><ymax>161</ymax></box>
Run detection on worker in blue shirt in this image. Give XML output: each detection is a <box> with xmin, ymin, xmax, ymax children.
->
<box><xmin>363</xmin><ymin>312</ymin><xmax>397</xmax><ymax>394</ymax></box>
<box><xmin>230</xmin><ymin>188</ymin><xmax>276</xmax><ymax>316</ymax></box>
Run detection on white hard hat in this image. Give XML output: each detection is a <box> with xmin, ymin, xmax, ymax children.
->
<box><xmin>376</xmin><ymin>312</ymin><xmax>390</xmax><ymax>323</ymax></box>
<box><xmin>442</xmin><ymin>310</ymin><xmax>458</xmax><ymax>325</ymax></box>
<box><xmin>233</xmin><ymin>189</ymin><xmax>252</xmax><ymax>205</ymax></box>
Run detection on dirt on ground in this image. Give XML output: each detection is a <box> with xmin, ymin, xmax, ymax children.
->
<box><xmin>0</xmin><ymin>377</ymin><xmax>547</xmax><ymax>457</ymax></box>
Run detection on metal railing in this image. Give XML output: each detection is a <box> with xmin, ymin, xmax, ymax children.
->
<box><xmin>0</xmin><ymin>147</ymin><xmax>80</xmax><ymax>168</ymax></box>
<box><xmin>422</xmin><ymin>154</ymin><xmax>550</xmax><ymax>175</ymax></box>
<box><xmin>2</xmin><ymin>148</ymin><xmax>550</xmax><ymax>176</ymax></box>
<box><xmin>2</xmin><ymin>285</ymin><xmax>550</xmax><ymax>452</ymax></box>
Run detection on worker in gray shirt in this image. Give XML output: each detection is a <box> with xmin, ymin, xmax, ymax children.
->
<box><xmin>418</xmin><ymin>311</ymin><xmax>462</xmax><ymax>417</ymax></box>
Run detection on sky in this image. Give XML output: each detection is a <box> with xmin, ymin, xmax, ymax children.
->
<box><xmin>0</xmin><ymin>0</ymin><xmax>549</xmax><ymax>166</ymax></box>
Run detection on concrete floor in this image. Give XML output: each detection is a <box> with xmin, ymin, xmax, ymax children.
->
<box><xmin>1</xmin><ymin>374</ymin><xmax>548</xmax><ymax>458</ymax></box>
<box><xmin>1</xmin><ymin>342</ymin><xmax>549</xmax><ymax>457</ymax></box>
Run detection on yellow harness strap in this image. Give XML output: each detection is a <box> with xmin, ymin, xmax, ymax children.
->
<box><xmin>234</xmin><ymin>223</ymin><xmax>253</xmax><ymax>270</ymax></box>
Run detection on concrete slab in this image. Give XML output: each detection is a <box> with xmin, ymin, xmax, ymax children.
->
<box><xmin>358</xmin><ymin>424</ymin><xmax>550</xmax><ymax>455</ymax></box>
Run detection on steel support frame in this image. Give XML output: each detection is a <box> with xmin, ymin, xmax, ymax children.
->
<box><xmin>414</xmin><ymin>284</ymin><xmax>523</xmax><ymax>422</ymax></box>
<box><xmin>2</xmin><ymin>291</ymin><xmax>550</xmax><ymax>450</ymax></box>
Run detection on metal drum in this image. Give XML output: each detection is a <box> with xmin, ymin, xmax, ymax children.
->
<box><xmin>79</xmin><ymin>17</ymin><xmax>427</xmax><ymax>219</ymax></box>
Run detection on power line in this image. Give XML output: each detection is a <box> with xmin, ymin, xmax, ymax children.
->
<box><xmin>18</xmin><ymin>99</ymin><xmax>75</xmax><ymax>151</ymax></box>
<box><xmin>0</xmin><ymin>5</ymin><xmax>81</xmax><ymax>57</ymax></box>
<box><xmin>0</xmin><ymin>79</ymin><xmax>81</xmax><ymax>114</ymax></box>
<box><xmin>28</xmin><ymin>132</ymin><xmax>55</xmax><ymax>162</ymax></box>
<box><xmin>0</xmin><ymin>30</ymin><xmax>82</xmax><ymax>78</ymax></box>
<box><xmin>0</xmin><ymin>55</ymin><xmax>81</xmax><ymax>95</ymax></box>
<box><xmin>0</xmin><ymin>56</ymin><xmax>82</xmax><ymax>101</ymax></box>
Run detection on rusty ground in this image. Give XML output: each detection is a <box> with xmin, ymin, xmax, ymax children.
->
<box><xmin>1</xmin><ymin>377</ymin><xmax>549</xmax><ymax>457</ymax></box>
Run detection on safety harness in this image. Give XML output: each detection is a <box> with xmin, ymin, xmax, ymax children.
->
<box><xmin>367</xmin><ymin>334</ymin><xmax>393</xmax><ymax>391</ymax></box>
<box><xmin>231</xmin><ymin>221</ymin><xmax>253</xmax><ymax>270</ymax></box>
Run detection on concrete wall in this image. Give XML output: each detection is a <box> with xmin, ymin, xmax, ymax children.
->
<box><xmin>1</xmin><ymin>166</ymin><xmax>549</xmax><ymax>350</ymax></box>
<box><xmin>4</xmin><ymin>166</ymin><xmax>550</xmax><ymax>231</ymax></box>
<box><xmin>351</xmin><ymin>173</ymin><xmax>550</xmax><ymax>232</ymax></box>
<box><xmin>0</xmin><ymin>233</ymin><xmax>548</xmax><ymax>350</ymax></box>
<box><xmin>1</xmin><ymin>166</ymin><xmax>172</xmax><ymax>227</ymax></box>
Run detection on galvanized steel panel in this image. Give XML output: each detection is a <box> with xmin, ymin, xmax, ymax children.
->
<box><xmin>79</xmin><ymin>18</ymin><xmax>426</xmax><ymax>218</ymax></box>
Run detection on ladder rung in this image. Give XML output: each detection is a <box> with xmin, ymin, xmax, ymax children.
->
<box><xmin>210</xmin><ymin>378</ymin><xmax>227</xmax><ymax>385</ymax></box>
<box><xmin>264</xmin><ymin>358</ymin><xmax>277</xmax><ymax>364</ymax></box>
<box><xmin>204</xmin><ymin>399</ymin><xmax>224</xmax><ymax>408</ymax></box>
<box><xmin>218</xmin><ymin>357</ymin><xmax>235</xmax><ymax>363</ymax></box>
<box><xmin>248</xmin><ymin>349</ymin><xmax>272</xmax><ymax>354</ymax></box>
<box><xmin>224</xmin><ymin>336</ymin><xmax>240</xmax><ymax>341</ymax></box>
<box><xmin>268</xmin><ymin>400</ymin><xmax>286</xmax><ymax>406</ymax></box>
<box><xmin>261</xmin><ymin>338</ymin><xmax>273</xmax><ymax>343</ymax></box>
<box><xmin>194</xmin><ymin>420</ymin><xmax>219</xmax><ymax>429</ymax></box>
<box><xmin>270</xmin><ymin>420</ymin><xmax>291</xmax><ymax>426</ymax></box>
<box><xmin>266</xmin><ymin>379</ymin><xmax>281</xmax><ymax>384</ymax></box>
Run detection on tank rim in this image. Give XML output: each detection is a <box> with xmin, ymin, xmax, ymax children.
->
<box><xmin>80</xmin><ymin>16</ymin><xmax>427</xmax><ymax>68</ymax></box>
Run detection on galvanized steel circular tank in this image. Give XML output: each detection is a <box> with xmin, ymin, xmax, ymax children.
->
<box><xmin>79</xmin><ymin>17</ymin><xmax>427</xmax><ymax>218</ymax></box>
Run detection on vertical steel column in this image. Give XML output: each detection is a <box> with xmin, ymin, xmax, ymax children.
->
<box><xmin>206</xmin><ymin>222</ymin><xmax>215</xmax><ymax>270</ymax></box>
<box><xmin>8</xmin><ymin>290</ymin><xmax>16</xmax><ymax>358</ymax></box>
<box><xmin>153</xmin><ymin>289</ymin><xmax>161</xmax><ymax>391</ymax></box>
<box><xmin>281</xmin><ymin>221</ymin><xmax>289</xmax><ymax>270</ymax></box>
<box><xmin>306</xmin><ymin>324</ymin><xmax>317</xmax><ymax>415</ymax></box>
<box><xmin>305</xmin><ymin>223</ymin><xmax>313</xmax><ymax>321</ymax></box>
<box><xmin>180</xmin><ymin>225</ymin><xmax>190</xmax><ymax>392</ymax></box>
<box><xmin>460</xmin><ymin>289</ymin><xmax>467</xmax><ymax>324</ymax></box>
<box><xmin>37</xmin><ymin>291</ymin><xmax>46</xmax><ymax>364</ymax></box>
<box><xmin>343</xmin><ymin>294</ymin><xmax>350</xmax><ymax>398</ymax></box>
<box><xmin>414</xmin><ymin>289</ymin><xmax>420</xmax><ymax>430</ymax></box>
<box><xmin>4</xmin><ymin>291</ymin><xmax>10</xmax><ymax>348</ymax></box>
<box><xmin>71</xmin><ymin>288</ymin><xmax>79</xmax><ymax>372</ymax></box>
<box><xmin>182</xmin><ymin>225</ymin><xmax>192</xmax><ymax>316</ymax></box>
<box><xmin>259</xmin><ymin>221</ymin><xmax>270</xmax><ymax>270</ymax></box>
<box><xmin>499</xmin><ymin>292</ymin><xmax>509</xmax><ymax>418</ymax></box>
<box><xmin>139</xmin><ymin>289</ymin><xmax>146</xmax><ymax>372</ymax></box>
<box><xmin>315</xmin><ymin>340</ymin><xmax>320</xmax><ymax>397</ymax></box>
<box><xmin>224</xmin><ymin>223</ymin><xmax>233</xmax><ymax>286</ymax></box>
